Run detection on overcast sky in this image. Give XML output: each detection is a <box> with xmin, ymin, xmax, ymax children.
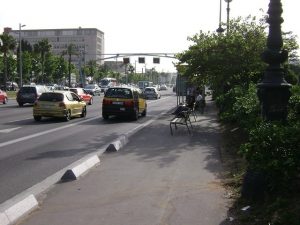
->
<box><xmin>0</xmin><ymin>0</ymin><xmax>298</xmax><ymax>72</ymax></box>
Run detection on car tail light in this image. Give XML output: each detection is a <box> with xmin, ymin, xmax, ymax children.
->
<box><xmin>59</xmin><ymin>102</ymin><xmax>66</xmax><ymax>108</ymax></box>
<box><xmin>103</xmin><ymin>99</ymin><xmax>112</xmax><ymax>105</ymax></box>
<box><xmin>124</xmin><ymin>100</ymin><xmax>134</xmax><ymax>107</ymax></box>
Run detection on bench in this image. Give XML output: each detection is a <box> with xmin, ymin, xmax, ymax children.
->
<box><xmin>170</xmin><ymin>109</ymin><xmax>193</xmax><ymax>135</ymax></box>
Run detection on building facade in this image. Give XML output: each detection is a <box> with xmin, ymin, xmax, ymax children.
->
<box><xmin>5</xmin><ymin>27</ymin><xmax>104</xmax><ymax>67</ymax></box>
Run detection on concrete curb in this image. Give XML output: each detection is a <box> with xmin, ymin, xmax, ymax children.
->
<box><xmin>106</xmin><ymin>135</ymin><xmax>128</xmax><ymax>152</ymax></box>
<box><xmin>61</xmin><ymin>155</ymin><xmax>101</xmax><ymax>181</ymax></box>
<box><xmin>0</xmin><ymin>195</ymin><xmax>38</xmax><ymax>225</ymax></box>
<box><xmin>0</xmin><ymin>107</ymin><xmax>175</xmax><ymax>225</ymax></box>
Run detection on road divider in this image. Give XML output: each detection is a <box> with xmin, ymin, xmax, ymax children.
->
<box><xmin>0</xmin><ymin>195</ymin><xmax>38</xmax><ymax>225</ymax></box>
<box><xmin>106</xmin><ymin>135</ymin><xmax>128</xmax><ymax>152</ymax></box>
<box><xmin>61</xmin><ymin>155</ymin><xmax>100</xmax><ymax>181</ymax></box>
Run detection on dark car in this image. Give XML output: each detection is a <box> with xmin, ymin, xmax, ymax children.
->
<box><xmin>102</xmin><ymin>86</ymin><xmax>147</xmax><ymax>120</ymax></box>
<box><xmin>16</xmin><ymin>85</ymin><xmax>48</xmax><ymax>106</ymax></box>
<box><xmin>84</xmin><ymin>84</ymin><xmax>101</xmax><ymax>96</ymax></box>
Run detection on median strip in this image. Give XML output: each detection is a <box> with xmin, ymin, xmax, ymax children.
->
<box><xmin>0</xmin><ymin>195</ymin><xmax>38</xmax><ymax>225</ymax></box>
<box><xmin>61</xmin><ymin>155</ymin><xmax>100</xmax><ymax>181</ymax></box>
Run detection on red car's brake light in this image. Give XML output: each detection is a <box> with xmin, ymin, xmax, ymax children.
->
<box><xmin>124</xmin><ymin>100</ymin><xmax>134</xmax><ymax>107</ymax></box>
<box><xmin>103</xmin><ymin>99</ymin><xmax>112</xmax><ymax>105</ymax></box>
<box><xmin>59</xmin><ymin>102</ymin><xmax>66</xmax><ymax>108</ymax></box>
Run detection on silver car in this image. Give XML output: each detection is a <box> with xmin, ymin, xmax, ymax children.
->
<box><xmin>144</xmin><ymin>87</ymin><xmax>161</xmax><ymax>99</ymax></box>
<box><xmin>84</xmin><ymin>84</ymin><xmax>101</xmax><ymax>96</ymax></box>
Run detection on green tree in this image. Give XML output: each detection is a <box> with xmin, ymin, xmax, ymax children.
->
<box><xmin>177</xmin><ymin>16</ymin><xmax>268</xmax><ymax>97</ymax></box>
<box><xmin>52</xmin><ymin>56</ymin><xmax>68</xmax><ymax>84</ymax></box>
<box><xmin>6</xmin><ymin>55</ymin><xmax>17</xmax><ymax>83</ymax></box>
<box><xmin>16</xmin><ymin>40</ymin><xmax>33</xmax><ymax>84</ymax></box>
<box><xmin>62</xmin><ymin>43</ymin><xmax>78</xmax><ymax>87</ymax></box>
<box><xmin>0</xmin><ymin>33</ymin><xmax>17</xmax><ymax>90</ymax></box>
<box><xmin>21</xmin><ymin>51</ymin><xmax>33</xmax><ymax>84</ymax></box>
<box><xmin>84</xmin><ymin>60</ymin><xmax>97</xmax><ymax>80</ymax></box>
<box><xmin>34</xmin><ymin>39</ymin><xmax>51</xmax><ymax>84</ymax></box>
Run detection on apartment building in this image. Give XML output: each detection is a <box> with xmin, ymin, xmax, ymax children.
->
<box><xmin>5</xmin><ymin>27</ymin><xmax>104</xmax><ymax>67</ymax></box>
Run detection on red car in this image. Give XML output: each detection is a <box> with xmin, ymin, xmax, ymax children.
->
<box><xmin>0</xmin><ymin>89</ymin><xmax>8</xmax><ymax>104</ymax></box>
<box><xmin>69</xmin><ymin>88</ymin><xmax>93</xmax><ymax>105</ymax></box>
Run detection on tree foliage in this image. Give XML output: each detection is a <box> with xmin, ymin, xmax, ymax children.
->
<box><xmin>0</xmin><ymin>33</ymin><xmax>17</xmax><ymax>90</ymax></box>
<box><xmin>178</xmin><ymin>16</ymin><xmax>269</xmax><ymax>97</ymax></box>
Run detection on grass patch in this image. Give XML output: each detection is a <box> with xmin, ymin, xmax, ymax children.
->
<box><xmin>7</xmin><ymin>91</ymin><xmax>17</xmax><ymax>99</ymax></box>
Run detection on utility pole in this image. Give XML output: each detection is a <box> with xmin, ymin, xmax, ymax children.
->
<box><xmin>19</xmin><ymin>23</ymin><xmax>26</xmax><ymax>87</ymax></box>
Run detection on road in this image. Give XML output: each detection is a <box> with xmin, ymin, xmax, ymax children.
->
<box><xmin>0</xmin><ymin>89</ymin><xmax>176</xmax><ymax>204</ymax></box>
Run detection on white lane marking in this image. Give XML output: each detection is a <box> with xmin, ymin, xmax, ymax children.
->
<box><xmin>0</xmin><ymin>127</ymin><xmax>22</xmax><ymax>133</ymax></box>
<box><xmin>7</xmin><ymin>118</ymin><xmax>33</xmax><ymax>123</ymax></box>
<box><xmin>0</xmin><ymin>117</ymin><xmax>98</xmax><ymax>148</ymax></box>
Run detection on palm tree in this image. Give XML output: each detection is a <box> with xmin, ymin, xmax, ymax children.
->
<box><xmin>0</xmin><ymin>34</ymin><xmax>17</xmax><ymax>90</ymax></box>
<box><xmin>62</xmin><ymin>43</ymin><xmax>78</xmax><ymax>87</ymax></box>
<box><xmin>34</xmin><ymin>39</ymin><xmax>51</xmax><ymax>84</ymax></box>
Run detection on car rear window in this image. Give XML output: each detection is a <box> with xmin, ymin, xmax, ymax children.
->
<box><xmin>69</xmin><ymin>88</ymin><xmax>78</xmax><ymax>94</ymax></box>
<box><xmin>105</xmin><ymin>88</ymin><xmax>132</xmax><ymax>99</ymax></box>
<box><xmin>39</xmin><ymin>93</ymin><xmax>64</xmax><ymax>102</ymax></box>
<box><xmin>19</xmin><ymin>87</ymin><xmax>36</xmax><ymax>93</ymax></box>
<box><xmin>145</xmin><ymin>88</ymin><xmax>155</xmax><ymax>92</ymax></box>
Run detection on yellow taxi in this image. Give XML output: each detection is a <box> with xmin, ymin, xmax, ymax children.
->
<box><xmin>102</xmin><ymin>86</ymin><xmax>147</xmax><ymax>120</ymax></box>
<box><xmin>33</xmin><ymin>91</ymin><xmax>87</xmax><ymax>121</ymax></box>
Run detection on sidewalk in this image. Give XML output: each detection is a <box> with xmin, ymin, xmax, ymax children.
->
<box><xmin>19</xmin><ymin>98</ymin><xmax>231</xmax><ymax>225</ymax></box>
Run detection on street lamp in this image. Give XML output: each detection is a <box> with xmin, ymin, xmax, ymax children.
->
<box><xmin>19</xmin><ymin>23</ymin><xmax>26</xmax><ymax>87</ymax></box>
<box><xmin>216</xmin><ymin>0</ymin><xmax>225</xmax><ymax>34</ymax></box>
<box><xmin>257</xmin><ymin>0</ymin><xmax>291</xmax><ymax>121</ymax></box>
<box><xmin>224</xmin><ymin>0</ymin><xmax>232</xmax><ymax>33</ymax></box>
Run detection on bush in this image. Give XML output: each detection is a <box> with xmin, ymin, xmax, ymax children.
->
<box><xmin>232</xmin><ymin>83</ymin><xmax>261</xmax><ymax>130</ymax></box>
<box><xmin>240</xmin><ymin>121</ymin><xmax>300</xmax><ymax>192</ymax></box>
<box><xmin>288</xmin><ymin>85</ymin><xmax>300</xmax><ymax>121</ymax></box>
<box><xmin>216</xmin><ymin>83</ymin><xmax>261</xmax><ymax>131</ymax></box>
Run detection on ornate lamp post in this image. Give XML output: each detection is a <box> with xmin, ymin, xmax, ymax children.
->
<box><xmin>257</xmin><ymin>0</ymin><xmax>291</xmax><ymax>121</ymax></box>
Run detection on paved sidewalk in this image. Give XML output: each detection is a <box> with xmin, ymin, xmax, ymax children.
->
<box><xmin>20</xmin><ymin>98</ymin><xmax>231</xmax><ymax>225</ymax></box>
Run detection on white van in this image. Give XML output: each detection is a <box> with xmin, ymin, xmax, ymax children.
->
<box><xmin>99</xmin><ymin>78</ymin><xmax>117</xmax><ymax>93</ymax></box>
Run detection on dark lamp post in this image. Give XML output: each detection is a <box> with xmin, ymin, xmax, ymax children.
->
<box><xmin>19</xmin><ymin>23</ymin><xmax>26</xmax><ymax>88</ymax></box>
<box><xmin>216</xmin><ymin>0</ymin><xmax>225</xmax><ymax>34</ymax></box>
<box><xmin>257</xmin><ymin>0</ymin><xmax>291</xmax><ymax>121</ymax></box>
<box><xmin>224</xmin><ymin>0</ymin><xmax>232</xmax><ymax>33</ymax></box>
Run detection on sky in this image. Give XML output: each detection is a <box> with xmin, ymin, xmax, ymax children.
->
<box><xmin>0</xmin><ymin>0</ymin><xmax>298</xmax><ymax>72</ymax></box>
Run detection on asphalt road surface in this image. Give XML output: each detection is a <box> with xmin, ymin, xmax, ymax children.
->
<box><xmin>0</xmin><ymin>89</ymin><xmax>176</xmax><ymax>204</ymax></box>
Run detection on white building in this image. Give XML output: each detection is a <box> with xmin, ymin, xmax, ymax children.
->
<box><xmin>5</xmin><ymin>27</ymin><xmax>104</xmax><ymax>67</ymax></box>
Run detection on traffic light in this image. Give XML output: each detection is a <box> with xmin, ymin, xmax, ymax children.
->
<box><xmin>123</xmin><ymin>57</ymin><xmax>130</xmax><ymax>64</ymax></box>
<box><xmin>138</xmin><ymin>57</ymin><xmax>145</xmax><ymax>63</ymax></box>
<box><xmin>153</xmin><ymin>57</ymin><xmax>160</xmax><ymax>64</ymax></box>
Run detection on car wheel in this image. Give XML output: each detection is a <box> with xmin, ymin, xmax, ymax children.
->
<box><xmin>132</xmin><ymin>108</ymin><xmax>139</xmax><ymax>121</ymax></box>
<box><xmin>65</xmin><ymin>110</ymin><xmax>71</xmax><ymax>121</ymax></box>
<box><xmin>81</xmin><ymin>106</ymin><xmax>87</xmax><ymax>118</ymax></box>
<box><xmin>34</xmin><ymin>116</ymin><xmax>42</xmax><ymax>121</ymax></box>
<box><xmin>141</xmin><ymin>107</ymin><xmax>147</xmax><ymax>117</ymax></box>
<box><xmin>88</xmin><ymin>97</ymin><xmax>93</xmax><ymax>105</ymax></box>
<box><xmin>102</xmin><ymin>113</ymin><xmax>109</xmax><ymax>120</ymax></box>
<box><xmin>3</xmin><ymin>97</ymin><xmax>8</xmax><ymax>104</ymax></box>
<box><xmin>18</xmin><ymin>102</ymin><xmax>23</xmax><ymax>107</ymax></box>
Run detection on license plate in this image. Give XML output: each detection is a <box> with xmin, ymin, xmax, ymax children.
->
<box><xmin>120</xmin><ymin>107</ymin><xmax>125</xmax><ymax>111</ymax></box>
<box><xmin>113</xmin><ymin>101</ymin><xmax>123</xmax><ymax>105</ymax></box>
